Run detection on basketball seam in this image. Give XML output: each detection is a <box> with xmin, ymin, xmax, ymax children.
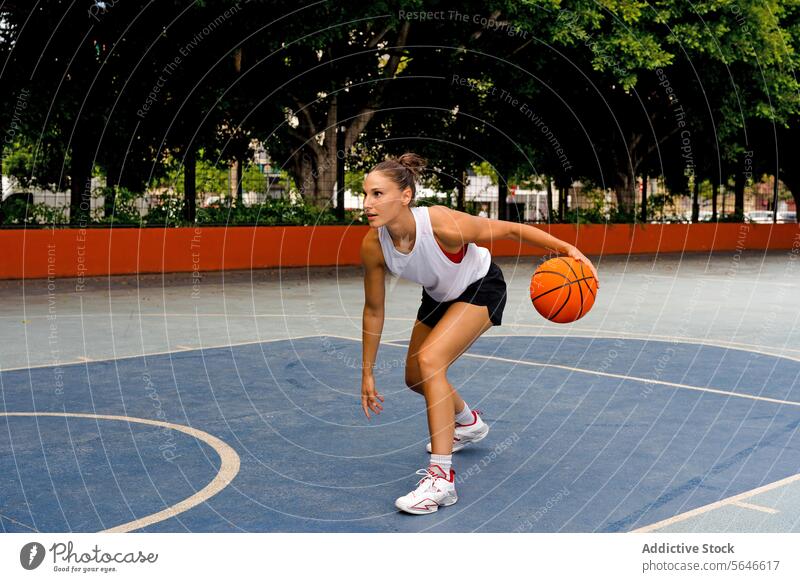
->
<box><xmin>549</xmin><ymin>278</ymin><xmax>572</xmax><ymax>321</ymax></box>
<box><xmin>578</xmin><ymin>262</ymin><xmax>596</xmax><ymax>298</ymax></box>
<box><xmin>556</xmin><ymin>256</ymin><xmax>580</xmax><ymax>279</ymax></box>
<box><xmin>531</xmin><ymin>275</ymin><xmax>595</xmax><ymax>302</ymax></box>
<box><xmin>557</xmin><ymin>257</ymin><xmax>586</xmax><ymax>314</ymax></box>
<box><xmin>533</xmin><ymin>258</ymin><xmax>595</xmax><ymax>321</ymax></box>
<box><xmin>532</xmin><ymin>269</ymin><xmax>571</xmax><ymax>280</ymax></box>
<box><xmin>575</xmin><ymin>263</ymin><xmax>586</xmax><ymax>321</ymax></box>
<box><xmin>576</xmin><ymin>259</ymin><xmax>584</xmax><ymax>321</ymax></box>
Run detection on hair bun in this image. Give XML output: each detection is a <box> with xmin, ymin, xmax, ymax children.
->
<box><xmin>397</xmin><ymin>152</ymin><xmax>427</xmax><ymax>182</ymax></box>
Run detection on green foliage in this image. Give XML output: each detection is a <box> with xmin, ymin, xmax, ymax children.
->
<box><xmin>4</xmin><ymin>0</ymin><xmax>800</xmax><ymax>225</ymax></box>
<box><xmin>195</xmin><ymin>197</ymin><xmax>341</xmax><ymax>226</ymax></box>
<box><xmin>0</xmin><ymin>196</ymin><xmax>68</xmax><ymax>226</ymax></box>
<box><xmin>144</xmin><ymin>196</ymin><xmax>186</xmax><ymax>227</ymax></box>
<box><xmin>92</xmin><ymin>186</ymin><xmax>146</xmax><ymax>225</ymax></box>
<box><xmin>3</xmin><ymin>144</ymin><xmax>35</xmax><ymax>188</ymax></box>
<box><xmin>345</xmin><ymin>170</ymin><xmax>366</xmax><ymax>194</ymax></box>
<box><xmin>472</xmin><ymin>162</ymin><xmax>498</xmax><ymax>185</ymax></box>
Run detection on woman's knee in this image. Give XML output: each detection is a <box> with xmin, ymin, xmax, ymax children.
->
<box><xmin>404</xmin><ymin>357</ymin><xmax>423</xmax><ymax>390</ymax></box>
<box><xmin>416</xmin><ymin>350</ymin><xmax>450</xmax><ymax>379</ymax></box>
<box><xmin>405</xmin><ymin>370</ymin><xmax>423</xmax><ymax>390</ymax></box>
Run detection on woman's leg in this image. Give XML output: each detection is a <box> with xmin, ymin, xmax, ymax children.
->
<box><xmin>405</xmin><ymin>319</ymin><xmax>466</xmax><ymax>413</ymax></box>
<box><xmin>416</xmin><ymin>303</ymin><xmax>494</xmax><ymax>455</ymax></box>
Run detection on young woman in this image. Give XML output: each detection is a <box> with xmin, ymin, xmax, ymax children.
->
<box><xmin>360</xmin><ymin>153</ymin><xmax>599</xmax><ymax>515</ymax></box>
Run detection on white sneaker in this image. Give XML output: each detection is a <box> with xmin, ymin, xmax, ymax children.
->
<box><xmin>394</xmin><ymin>464</ymin><xmax>458</xmax><ymax>515</ymax></box>
<box><xmin>426</xmin><ymin>409</ymin><xmax>489</xmax><ymax>453</ymax></box>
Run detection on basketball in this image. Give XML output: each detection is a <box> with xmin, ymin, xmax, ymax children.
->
<box><xmin>530</xmin><ymin>257</ymin><xmax>597</xmax><ymax>323</ymax></box>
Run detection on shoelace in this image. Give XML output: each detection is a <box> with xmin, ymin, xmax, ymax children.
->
<box><xmin>413</xmin><ymin>467</ymin><xmax>444</xmax><ymax>489</ymax></box>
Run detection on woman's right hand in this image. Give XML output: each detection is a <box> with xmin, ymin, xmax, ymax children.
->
<box><xmin>361</xmin><ymin>375</ymin><xmax>384</xmax><ymax>419</ymax></box>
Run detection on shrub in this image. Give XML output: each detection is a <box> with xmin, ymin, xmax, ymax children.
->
<box><xmin>0</xmin><ymin>194</ymin><xmax>69</xmax><ymax>226</ymax></box>
<box><xmin>145</xmin><ymin>195</ymin><xmax>187</xmax><ymax>227</ymax></box>
<box><xmin>92</xmin><ymin>186</ymin><xmax>146</xmax><ymax>225</ymax></box>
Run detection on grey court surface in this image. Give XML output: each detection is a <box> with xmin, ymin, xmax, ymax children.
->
<box><xmin>1</xmin><ymin>250</ymin><xmax>799</xmax><ymax>532</ymax></box>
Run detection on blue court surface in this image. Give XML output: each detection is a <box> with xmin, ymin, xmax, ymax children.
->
<box><xmin>1</xmin><ymin>334</ymin><xmax>799</xmax><ymax>533</ymax></box>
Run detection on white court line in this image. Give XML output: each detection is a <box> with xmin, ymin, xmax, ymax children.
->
<box><xmin>640</xmin><ymin>274</ymin><xmax>799</xmax><ymax>288</ymax></box>
<box><xmin>3</xmin><ymin>312</ymin><xmax>798</xmax><ymax>356</ymax></box>
<box><xmin>377</xmin><ymin>337</ymin><xmax>800</xmax><ymax>408</ymax></box>
<box><xmin>0</xmin><ymin>334</ymin><xmax>325</xmax><ymax>373</ymax></box>
<box><xmin>7</xmin><ymin>332</ymin><xmax>792</xmax><ymax>409</ymax></box>
<box><xmin>480</xmin><ymin>332</ymin><xmax>800</xmax><ymax>362</ymax></box>
<box><xmin>4</xmin><ymin>334</ymin><xmax>796</xmax><ymax>532</ymax></box>
<box><xmin>376</xmin><ymin>332</ymin><xmax>800</xmax><ymax>533</ymax></box>
<box><xmin>0</xmin><ymin>412</ymin><xmax>240</xmax><ymax>533</ymax></box>
<box><xmin>631</xmin><ymin>473</ymin><xmax>800</xmax><ymax>532</ymax></box>
<box><xmin>731</xmin><ymin>500</ymin><xmax>779</xmax><ymax>514</ymax></box>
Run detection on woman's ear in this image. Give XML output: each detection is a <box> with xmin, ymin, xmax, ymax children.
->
<box><xmin>401</xmin><ymin>186</ymin><xmax>413</xmax><ymax>206</ymax></box>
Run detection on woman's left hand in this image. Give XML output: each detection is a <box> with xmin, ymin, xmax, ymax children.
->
<box><xmin>563</xmin><ymin>245</ymin><xmax>600</xmax><ymax>289</ymax></box>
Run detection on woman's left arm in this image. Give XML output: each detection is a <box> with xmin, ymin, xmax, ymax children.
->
<box><xmin>449</xmin><ymin>209</ymin><xmax>600</xmax><ymax>288</ymax></box>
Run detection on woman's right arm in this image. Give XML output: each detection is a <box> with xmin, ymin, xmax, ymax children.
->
<box><xmin>360</xmin><ymin>231</ymin><xmax>386</xmax><ymax>418</ymax></box>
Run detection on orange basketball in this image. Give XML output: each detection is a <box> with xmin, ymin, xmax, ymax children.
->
<box><xmin>530</xmin><ymin>257</ymin><xmax>597</xmax><ymax>323</ymax></box>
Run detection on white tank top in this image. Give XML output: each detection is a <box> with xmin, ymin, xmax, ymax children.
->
<box><xmin>377</xmin><ymin>206</ymin><xmax>491</xmax><ymax>302</ymax></box>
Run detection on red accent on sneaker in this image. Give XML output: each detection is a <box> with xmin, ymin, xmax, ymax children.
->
<box><xmin>426</xmin><ymin>464</ymin><xmax>456</xmax><ymax>483</ymax></box>
<box><xmin>427</xmin><ymin>464</ymin><xmax>448</xmax><ymax>479</ymax></box>
<box><xmin>455</xmin><ymin>410</ymin><xmax>480</xmax><ymax>427</ymax></box>
<box><xmin>411</xmin><ymin>498</ymin><xmax>439</xmax><ymax>510</ymax></box>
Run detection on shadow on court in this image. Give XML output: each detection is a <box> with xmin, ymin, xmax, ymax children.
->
<box><xmin>1</xmin><ymin>335</ymin><xmax>799</xmax><ymax>532</ymax></box>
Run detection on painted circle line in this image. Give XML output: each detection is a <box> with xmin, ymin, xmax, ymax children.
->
<box><xmin>1</xmin><ymin>412</ymin><xmax>241</xmax><ymax>533</ymax></box>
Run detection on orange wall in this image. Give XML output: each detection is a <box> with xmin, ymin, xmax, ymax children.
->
<box><xmin>1</xmin><ymin>223</ymin><xmax>798</xmax><ymax>280</ymax></box>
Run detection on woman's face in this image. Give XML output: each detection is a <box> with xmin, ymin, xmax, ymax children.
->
<box><xmin>362</xmin><ymin>171</ymin><xmax>411</xmax><ymax>228</ymax></box>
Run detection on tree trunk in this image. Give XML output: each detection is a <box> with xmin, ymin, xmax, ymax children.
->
<box><xmin>335</xmin><ymin>123</ymin><xmax>345</xmax><ymax>220</ymax></box>
<box><xmin>183</xmin><ymin>147</ymin><xmax>196</xmax><ymax>223</ymax></box>
<box><xmin>296</xmin><ymin>98</ymin><xmax>339</xmax><ymax>209</ymax></box>
<box><xmin>692</xmin><ymin>177</ymin><xmax>699</xmax><ymax>222</ymax></box>
<box><xmin>287</xmin><ymin>24</ymin><xmax>411</xmax><ymax>207</ymax></box>
<box><xmin>104</xmin><ymin>159</ymin><xmax>120</xmax><ymax>218</ymax></box>
<box><xmin>545</xmin><ymin>176</ymin><xmax>554</xmax><ymax>222</ymax></box>
<box><xmin>734</xmin><ymin>163</ymin><xmax>745</xmax><ymax>220</ymax></box>
<box><xmin>230</xmin><ymin>160</ymin><xmax>244</xmax><ymax>208</ymax></box>
<box><xmin>771</xmin><ymin>174</ymin><xmax>779</xmax><ymax>222</ymax></box>
<box><xmin>640</xmin><ymin>174</ymin><xmax>648</xmax><ymax>223</ymax></box>
<box><xmin>781</xmin><ymin>175</ymin><xmax>800</xmax><ymax>221</ymax></box>
<box><xmin>711</xmin><ymin>181</ymin><xmax>718</xmax><ymax>221</ymax></box>
<box><xmin>614</xmin><ymin>171</ymin><xmax>636</xmax><ymax>217</ymax></box>
<box><xmin>456</xmin><ymin>170</ymin><xmax>466</xmax><ymax>212</ymax></box>
<box><xmin>497</xmin><ymin>167</ymin><xmax>508</xmax><ymax>221</ymax></box>
<box><xmin>69</xmin><ymin>135</ymin><xmax>93</xmax><ymax>226</ymax></box>
<box><xmin>314</xmin><ymin>151</ymin><xmax>336</xmax><ymax>209</ymax></box>
<box><xmin>293</xmin><ymin>149</ymin><xmax>314</xmax><ymax>199</ymax></box>
<box><xmin>721</xmin><ymin>183</ymin><xmax>726</xmax><ymax>216</ymax></box>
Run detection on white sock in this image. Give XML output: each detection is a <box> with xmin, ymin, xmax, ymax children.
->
<box><xmin>455</xmin><ymin>401</ymin><xmax>473</xmax><ymax>425</ymax></box>
<box><xmin>429</xmin><ymin>453</ymin><xmax>452</xmax><ymax>476</ymax></box>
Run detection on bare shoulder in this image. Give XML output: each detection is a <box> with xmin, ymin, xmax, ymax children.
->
<box><xmin>360</xmin><ymin>228</ymin><xmax>385</xmax><ymax>269</ymax></box>
<box><xmin>428</xmin><ymin>204</ymin><xmax>507</xmax><ymax>245</ymax></box>
<box><xmin>428</xmin><ymin>205</ymin><xmax>471</xmax><ymax>244</ymax></box>
<box><xmin>427</xmin><ymin>205</ymin><xmax>458</xmax><ymax>231</ymax></box>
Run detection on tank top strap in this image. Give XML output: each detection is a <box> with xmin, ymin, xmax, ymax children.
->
<box><xmin>415</xmin><ymin>205</ymin><xmax>433</xmax><ymax>237</ymax></box>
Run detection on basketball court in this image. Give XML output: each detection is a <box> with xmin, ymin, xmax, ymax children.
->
<box><xmin>1</xmin><ymin>250</ymin><xmax>799</xmax><ymax>533</ymax></box>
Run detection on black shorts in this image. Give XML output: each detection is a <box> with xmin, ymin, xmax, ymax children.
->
<box><xmin>416</xmin><ymin>261</ymin><xmax>507</xmax><ymax>328</ymax></box>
